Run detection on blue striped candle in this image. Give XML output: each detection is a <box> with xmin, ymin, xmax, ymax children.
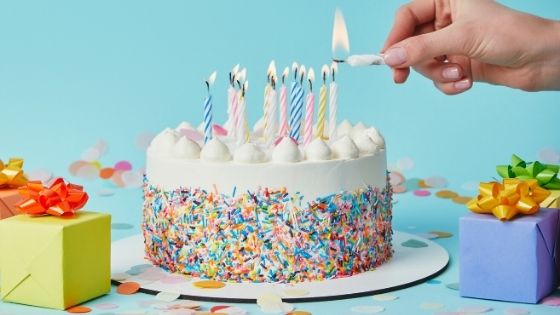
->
<box><xmin>289</xmin><ymin>82</ymin><xmax>304</xmax><ymax>141</ymax></box>
<box><xmin>203</xmin><ymin>94</ymin><xmax>213</xmax><ymax>143</ymax></box>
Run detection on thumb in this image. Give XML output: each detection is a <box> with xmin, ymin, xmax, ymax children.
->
<box><xmin>384</xmin><ymin>25</ymin><xmax>469</xmax><ymax>68</ymax></box>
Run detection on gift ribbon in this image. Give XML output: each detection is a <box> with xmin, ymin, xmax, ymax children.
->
<box><xmin>497</xmin><ymin>154</ymin><xmax>560</xmax><ymax>190</ymax></box>
<box><xmin>0</xmin><ymin>158</ymin><xmax>28</xmax><ymax>188</ymax></box>
<box><xmin>16</xmin><ymin>177</ymin><xmax>89</xmax><ymax>216</ymax></box>
<box><xmin>467</xmin><ymin>178</ymin><xmax>551</xmax><ymax>221</ymax></box>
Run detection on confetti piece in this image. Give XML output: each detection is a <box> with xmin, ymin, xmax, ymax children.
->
<box><xmin>539</xmin><ymin>148</ymin><xmax>560</xmax><ymax>164</ymax></box>
<box><xmin>283</xmin><ymin>287</ymin><xmax>310</xmax><ymax>297</ymax></box>
<box><xmin>111</xmin><ymin>273</ymin><xmax>130</xmax><ymax>281</ymax></box>
<box><xmin>210</xmin><ymin>306</ymin><xmax>247</xmax><ymax>315</ymax></box>
<box><xmin>416</xmin><ymin>233</ymin><xmax>438</xmax><ymax>240</ymax></box>
<box><xmin>457</xmin><ymin>305</ymin><xmax>493</xmax><ymax>313</ymax></box>
<box><xmin>111</xmin><ymin>170</ymin><xmax>126</xmax><ymax>187</ymax></box>
<box><xmin>424</xmin><ymin>176</ymin><xmax>448</xmax><ymax>188</ymax></box>
<box><xmin>156</xmin><ymin>291</ymin><xmax>181</xmax><ymax>302</ymax></box>
<box><xmin>69</xmin><ymin>160</ymin><xmax>89</xmax><ymax>176</ymax></box>
<box><xmin>418</xmin><ymin>180</ymin><xmax>430</xmax><ymax>188</ymax></box>
<box><xmin>286</xmin><ymin>311</ymin><xmax>312</xmax><ymax>315</ymax></box>
<box><xmin>136</xmin><ymin>132</ymin><xmax>155</xmax><ymax>150</ymax></box>
<box><xmin>389</xmin><ymin>172</ymin><xmax>405</xmax><ymax>186</ymax></box>
<box><xmin>114</xmin><ymin>160</ymin><xmax>133</xmax><ymax>171</ymax></box>
<box><xmin>350</xmin><ymin>305</ymin><xmax>385</xmax><ymax>313</ymax></box>
<box><xmin>393</xmin><ymin>185</ymin><xmax>407</xmax><ymax>194</ymax></box>
<box><xmin>426</xmin><ymin>279</ymin><xmax>442</xmax><ymax>285</ymax></box>
<box><xmin>99</xmin><ymin>167</ymin><xmax>115</xmax><ymax>179</ymax></box>
<box><xmin>98</xmin><ymin>189</ymin><xmax>115</xmax><ymax>197</ymax></box>
<box><xmin>413</xmin><ymin>189</ymin><xmax>431</xmax><ymax>197</ymax></box>
<box><xmin>372</xmin><ymin>293</ymin><xmax>398</xmax><ymax>301</ymax></box>
<box><xmin>67</xmin><ymin>306</ymin><xmax>92</xmax><ymax>313</ymax></box>
<box><xmin>452</xmin><ymin>196</ymin><xmax>472</xmax><ymax>204</ymax></box>
<box><xmin>112</xmin><ymin>223</ymin><xmax>134</xmax><ymax>230</ymax></box>
<box><xmin>122</xmin><ymin>170</ymin><xmax>143</xmax><ymax>188</ymax></box>
<box><xmin>541</xmin><ymin>295</ymin><xmax>560</xmax><ymax>306</ymax></box>
<box><xmin>94</xmin><ymin>303</ymin><xmax>119</xmax><ymax>310</ymax></box>
<box><xmin>82</xmin><ymin>147</ymin><xmax>101</xmax><ymax>162</ymax></box>
<box><xmin>504</xmin><ymin>308</ymin><xmax>530</xmax><ymax>315</ymax></box>
<box><xmin>90</xmin><ymin>160</ymin><xmax>102</xmax><ymax>169</ymax></box>
<box><xmin>396</xmin><ymin>157</ymin><xmax>414</xmax><ymax>171</ymax></box>
<box><xmin>429</xmin><ymin>231</ymin><xmax>454</xmax><ymax>238</ymax></box>
<box><xmin>193</xmin><ymin>280</ymin><xmax>225</xmax><ymax>289</ymax></box>
<box><xmin>445</xmin><ymin>282</ymin><xmax>460</xmax><ymax>290</ymax></box>
<box><xmin>420</xmin><ymin>302</ymin><xmax>444</xmax><ymax>310</ymax></box>
<box><xmin>435</xmin><ymin>190</ymin><xmax>458</xmax><ymax>199</ymax></box>
<box><xmin>26</xmin><ymin>169</ymin><xmax>53</xmax><ymax>184</ymax></box>
<box><xmin>180</xmin><ymin>128</ymin><xmax>204</xmax><ymax>142</ymax></box>
<box><xmin>401</xmin><ymin>239</ymin><xmax>428</xmax><ymax>248</ymax></box>
<box><xmin>117</xmin><ymin>282</ymin><xmax>141</xmax><ymax>295</ymax></box>
<box><xmin>212</xmin><ymin>124</ymin><xmax>228</xmax><ymax>137</ymax></box>
<box><xmin>76</xmin><ymin>163</ymin><xmax>98</xmax><ymax>180</ymax></box>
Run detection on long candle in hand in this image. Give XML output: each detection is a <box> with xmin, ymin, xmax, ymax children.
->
<box><xmin>203</xmin><ymin>71</ymin><xmax>217</xmax><ymax>144</ymax></box>
<box><xmin>278</xmin><ymin>67</ymin><xmax>289</xmax><ymax>137</ymax></box>
<box><xmin>317</xmin><ymin>65</ymin><xmax>329</xmax><ymax>140</ymax></box>
<box><xmin>304</xmin><ymin>68</ymin><xmax>315</xmax><ymax>145</ymax></box>
<box><xmin>329</xmin><ymin>62</ymin><xmax>338</xmax><ymax>141</ymax></box>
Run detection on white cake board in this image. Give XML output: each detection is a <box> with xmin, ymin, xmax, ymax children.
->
<box><xmin>111</xmin><ymin>231</ymin><xmax>448</xmax><ymax>303</ymax></box>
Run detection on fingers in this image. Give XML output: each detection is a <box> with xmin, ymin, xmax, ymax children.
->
<box><xmin>414</xmin><ymin>57</ymin><xmax>473</xmax><ymax>94</ymax></box>
<box><xmin>434</xmin><ymin>0</ymin><xmax>452</xmax><ymax>30</ymax></box>
<box><xmin>382</xmin><ymin>0</ymin><xmax>436</xmax><ymax>51</ymax></box>
<box><xmin>393</xmin><ymin>68</ymin><xmax>410</xmax><ymax>84</ymax></box>
<box><xmin>434</xmin><ymin>79</ymin><xmax>472</xmax><ymax>95</ymax></box>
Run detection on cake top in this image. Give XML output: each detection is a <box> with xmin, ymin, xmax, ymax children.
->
<box><xmin>147</xmin><ymin>120</ymin><xmax>385</xmax><ymax>164</ymax></box>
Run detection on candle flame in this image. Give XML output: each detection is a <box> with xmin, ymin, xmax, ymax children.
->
<box><xmin>244</xmin><ymin>80</ymin><xmax>249</xmax><ymax>92</ymax></box>
<box><xmin>307</xmin><ymin>68</ymin><xmax>315</xmax><ymax>82</ymax></box>
<box><xmin>332</xmin><ymin>8</ymin><xmax>350</xmax><ymax>60</ymax></box>
<box><xmin>207</xmin><ymin>71</ymin><xmax>217</xmax><ymax>87</ymax></box>
<box><xmin>291</xmin><ymin>62</ymin><xmax>299</xmax><ymax>73</ymax></box>
<box><xmin>232</xmin><ymin>64</ymin><xmax>240</xmax><ymax>75</ymax></box>
<box><xmin>238</xmin><ymin>68</ymin><xmax>247</xmax><ymax>83</ymax></box>
<box><xmin>299</xmin><ymin>65</ymin><xmax>306</xmax><ymax>77</ymax></box>
<box><xmin>267</xmin><ymin>60</ymin><xmax>276</xmax><ymax>76</ymax></box>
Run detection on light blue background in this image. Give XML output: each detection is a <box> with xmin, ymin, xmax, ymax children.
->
<box><xmin>0</xmin><ymin>0</ymin><xmax>559</xmax><ymax>314</ymax></box>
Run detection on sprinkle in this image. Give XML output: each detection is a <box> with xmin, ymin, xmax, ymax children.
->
<box><xmin>413</xmin><ymin>189</ymin><xmax>431</xmax><ymax>197</ymax></box>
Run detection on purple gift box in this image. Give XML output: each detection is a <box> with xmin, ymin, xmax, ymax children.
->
<box><xmin>460</xmin><ymin>209</ymin><xmax>559</xmax><ymax>304</ymax></box>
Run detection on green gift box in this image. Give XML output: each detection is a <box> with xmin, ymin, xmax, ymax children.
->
<box><xmin>0</xmin><ymin>211</ymin><xmax>111</xmax><ymax>310</ymax></box>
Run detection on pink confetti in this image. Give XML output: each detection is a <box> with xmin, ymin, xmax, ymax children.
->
<box><xmin>114</xmin><ymin>160</ymin><xmax>133</xmax><ymax>171</ymax></box>
<box><xmin>389</xmin><ymin>171</ymin><xmax>405</xmax><ymax>186</ymax></box>
<box><xmin>541</xmin><ymin>295</ymin><xmax>560</xmax><ymax>306</ymax></box>
<box><xmin>413</xmin><ymin>189</ymin><xmax>431</xmax><ymax>197</ymax></box>
<box><xmin>212</xmin><ymin>124</ymin><xmax>228</xmax><ymax>137</ymax></box>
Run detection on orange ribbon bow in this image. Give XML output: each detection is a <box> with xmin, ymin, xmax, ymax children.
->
<box><xmin>16</xmin><ymin>177</ymin><xmax>89</xmax><ymax>216</ymax></box>
<box><xmin>467</xmin><ymin>178</ymin><xmax>551</xmax><ymax>221</ymax></box>
<box><xmin>0</xmin><ymin>158</ymin><xmax>28</xmax><ymax>188</ymax></box>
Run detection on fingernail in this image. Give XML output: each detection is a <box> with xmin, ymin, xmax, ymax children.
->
<box><xmin>442</xmin><ymin>67</ymin><xmax>460</xmax><ymax>80</ymax></box>
<box><xmin>453</xmin><ymin>79</ymin><xmax>471</xmax><ymax>91</ymax></box>
<box><xmin>383</xmin><ymin>47</ymin><xmax>407</xmax><ymax>66</ymax></box>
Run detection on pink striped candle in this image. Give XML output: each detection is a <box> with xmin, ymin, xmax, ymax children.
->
<box><xmin>278</xmin><ymin>67</ymin><xmax>289</xmax><ymax>137</ymax></box>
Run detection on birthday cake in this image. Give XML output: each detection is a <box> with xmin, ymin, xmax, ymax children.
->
<box><xmin>142</xmin><ymin>64</ymin><xmax>393</xmax><ymax>283</ymax></box>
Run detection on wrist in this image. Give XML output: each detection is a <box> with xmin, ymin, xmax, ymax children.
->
<box><xmin>536</xmin><ymin>19</ymin><xmax>560</xmax><ymax>90</ymax></box>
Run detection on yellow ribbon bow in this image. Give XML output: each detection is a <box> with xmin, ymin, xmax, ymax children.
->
<box><xmin>467</xmin><ymin>178</ymin><xmax>551</xmax><ymax>221</ymax></box>
<box><xmin>0</xmin><ymin>158</ymin><xmax>28</xmax><ymax>189</ymax></box>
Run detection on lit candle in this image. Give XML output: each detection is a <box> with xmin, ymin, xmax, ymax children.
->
<box><xmin>263</xmin><ymin>60</ymin><xmax>275</xmax><ymax>142</ymax></box>
<box><xmin>203</xmin><ymin>71</ymin><xmax>217</xmax><ymax>144</ymax></box>
<box><xmin>235</xmin><ymin>68</ymin><xmax>247</xmax><ymax>145</ymax></box>
<box><xmin>317</xmin><ymin>64</ymin><xmax>329</xmax><ymax>140</ymax></box>
<box><xmin>225</xmin><ymin>64</ymin><xmax>240</xmax><ymax>135</ymax></box>
<box><xmin>278</xmin><ymin>67</ymin><xmax>289</xmax><ymax>137</ymax></box>
<box><xmin>289</xmin><ymin>64</ymin><xmax>306</xmax><ymax>142</ymax></box>
<box><xmin>329</xmin><ymin>62</ymin><xmax>338</xmax><ymax>142</ymax></box>
<box><xmin>304</xmin><ymin>68</ymin><xmax>315</xmax><ymax>145</ymax></box>
<box><xmin>265</xmin><ymin>74</ymin><xmax>278</xmax><ymax>145</ymax></box>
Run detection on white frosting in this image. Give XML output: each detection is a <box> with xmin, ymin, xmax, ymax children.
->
<box><xmin>350</xmin><ymin>122</ymin><xmax>367</xmax><ymax>140</ymax></box>
<box><xmin>196</xmin><ymin>122</ymin><xmax>205</xmax><ymax>133</ymax></box>
<box><xmin>272</xmin><ymin>137</ymin><xmax>302</xmax><ymax>163</ymax></box>
<box><xmin>365</xmin><ymin>127</ymin><xmax>386</xmax><ymax>149</ymax></box>
<box><xmin>331</xmin><ymin>136</ymin><xmax>359</xmax><ymax>159</ymax></box>
<box><xmin>173</xmin><ymin>136</ymin><xmax>201</xmax><ymax>159</ymax></box>
<box><xmin>305</xmin><ymin>138</ymin><xmax>332</xmax><ymax>161</ymax></box>
<box><xmin>234</xmin><ymin>143</ymin><xmax>266</xmax><ymax>164</ymax></box>
<box><xmin>200</xmin><ymin>138</ymin><xmax>232</xmax><ymax>162</ymax></box>
<box><xmin>176</xmin><ymin>121</ymin><xmax>194</xmax><ymax>131</ymax></box>
<box><xmin>354</xmin><ymin>133</ymin><xmax>379</xmax><ymax>155</ymax></box>
<box><xmin>148</xmin><ymin>128</ymin><xmax>178</xmax><ymax>157</ymax></box>
<box><xmin>336</xmin><ymin>120</ymin><xmax>353</xmax><ymax>138</ymax></box>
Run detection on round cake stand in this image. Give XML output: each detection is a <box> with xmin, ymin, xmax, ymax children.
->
<box><xmin>111</xmin><ymin>231</ymin><xmax>449</xmax><ymax>303</ymax></box>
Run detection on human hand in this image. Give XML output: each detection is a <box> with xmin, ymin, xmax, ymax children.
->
<box><xmin>382</xmin><ymin>0</ymin><xmax>560</xmax><ymax>94</ymax></box>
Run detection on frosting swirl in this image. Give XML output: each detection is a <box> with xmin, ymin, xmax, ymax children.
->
<box><xmin>272</xmin><ymin>137</ymin><xmax>302</xmax><ymax>163</ymax></box>
<box><xmin>331</xmin><ymin>136</ymin><xmax>359</xmax><ymax>159</ymax></box>
<box><xmin>305</xmin><ymin>138</ymin><xmax>332</xmax><ymax>161</ymax></box>
<box><xmin>234</xmin><ymin>143</ymin><xmax>266</xmax><ymax>163</ymax></box>
<box><xmin>200</xmin><ymin>138</ymin><xmax>232</xmax><ymax>162</ymax></box>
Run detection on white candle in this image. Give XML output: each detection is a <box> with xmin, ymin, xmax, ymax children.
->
<box><xmin>265</xmin><ymin>75</ymin><xmax>278</xmax><ymax>145</ymax></box>
<box><xmin>304</xmin><ymin>68</ymin><xmax>315</xmax><ymax>145</ymax></box>
<box><xmin>329</xmin><ymin>62</ymin><xmax>338</xmax><ymax>142</ymax></box>
<box><xmin>224</xmin><ymin>64</ymin><xmax>240</xmax><ymax>135</ymax></box>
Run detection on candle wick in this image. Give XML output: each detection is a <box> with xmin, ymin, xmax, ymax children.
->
<box><xmin>282</xmin><ymin>75</ymin><xmax>285</xmax><ymax>85</ymax></box>
<box><xmin>237</xmin><ymin>80</ymin><xmax>241</xmax><ymax>89</ymax></box>
<box><xmin>206</xmin><ymin>81</ymin><xmax>210</xmax><ymax>92</ymax></box>
<box><xmin>309</xmin><ymin>80</ymin><xmax>313</xmax><ymax>92</ymax></box>
<box><xmin>323</xmin><ymin>72</ymin><xmax>327</xmax><ymax>84</ymax></box>
<box><xmin>294</xmin><ymin>69</ymin><xmax>298</xmax><ymax>81</ymax></box>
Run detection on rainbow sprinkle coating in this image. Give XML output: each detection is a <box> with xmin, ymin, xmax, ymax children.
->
<box><xmin>142</xmin><ymin>177</ymin><xmax>393</xmax><ymax>283</ymax></box>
